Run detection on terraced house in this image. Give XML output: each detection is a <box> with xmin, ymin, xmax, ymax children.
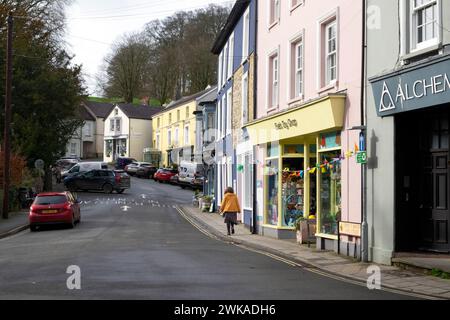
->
<box><xmin>152</xmin><ymin>89</ymin><xmax>212</xmax><ymax>167</ymax></box>
<box><xmin>212</xmin><ymin>0</ymin><xmax>257</xmax><ymax>227</ymax></box>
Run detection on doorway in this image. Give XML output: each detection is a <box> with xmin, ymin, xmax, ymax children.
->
<box><xmin>396</xmin><ymin>105</ymin><xmax>450</xmax><ymax>253</ymax></box>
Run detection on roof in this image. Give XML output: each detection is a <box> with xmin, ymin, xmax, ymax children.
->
<box><xmin>83</xmin><ymin>101</ymin><xmax>115</xmax><ymax>119</ymax></box>
<box><xmin>197</xmin><ymin>86</ymin><xmax>218</xmax><ymax>106</ymax></box>
<box><xmin>151</xmin><ymin>88</ymin><xmax>214</xmax><ymax>118</ymax></box>
<box><xmin>78</xmin><ymin>105</ymin><xmax>96</xmax><ymax>121</ymax></box>
<box><xmin>211</xmin><ymin>0</ymin><xmax>251</xmax><ymax>55</ymax></box>
<box><xmin>113</xmin><ymin>104</ymin><xmax>164</xmax><ymax>120</ymax></box>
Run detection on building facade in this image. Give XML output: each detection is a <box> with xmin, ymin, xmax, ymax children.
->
<box><xmin>82</xmin><ymin>101</ymin><xmax>115</xmax><ymax>159</ymax></box>
<box><xmin>212</xmin><ymin>0</ymin><xmax>257</xmax><ymax>227</ymax></box>
<box><xmin>244</xmin><ymin>0</ymin><xmax>364</xmax><ymax>258</ymax></box>
<box><xmin>103</xmin><ymin>104</ymin><xmax>162</xmax><ymax>163</ymax></box>
<box><xmin>65</xmin><ymin>104</ymin><xmax>97</xmax><ymax>159</ymax></box>
<box><xmin>152</xmin><ymin>90</ymin><xmax>211</xmax><ymax>167</ymax></box>
<box><xmin>367</xmin><ymin>0</ymin><xmax>450</xmax><ymax>264</ymax></box>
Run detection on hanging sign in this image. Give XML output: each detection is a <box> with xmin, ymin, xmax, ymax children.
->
<box><xmin>356</xmin><ymin>151</ymin><xmax>367</xmax><ymax>164</ymax></box>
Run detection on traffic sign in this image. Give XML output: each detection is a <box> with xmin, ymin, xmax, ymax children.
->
<box><xmin>356</xmin><ymin>151</ymin><xmax>367</xmax><ymax>164</ymax></box>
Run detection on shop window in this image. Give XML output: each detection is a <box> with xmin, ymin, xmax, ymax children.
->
<box><xmin>267</xmin><ymin>142</ymin><xmax>280</xmax><ymax>158</ymax></box>
<box><xmin>284</xmin><ymin>144</ymin><xmax>304</xmax><ymax>155</ymax></box>
<box><xmin>319</xmin><ymin>150</ymin><xmax>342</xmax><ymax>236</ymax></box>
<box><xmin>243</xmin><ymin>153</ymin><xmax>253</xmax><ymax>209</ymax></box>
<box><xmin>282</xmin><ymin>158</ymin><xmax>304</xmax><ymax>227</ymax></box>
<box><xmin>319</xmin><ymin>131</ymin><xmax>342</xmax><ymax>150</ymax></box>
<box><xmin>266</xmin><ymin>158</ymin><xmax>279</xmax><ymax>226</ymax></box>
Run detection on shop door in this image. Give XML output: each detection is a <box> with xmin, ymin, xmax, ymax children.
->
<box><xmin>418</xmin><ymin>114</ymin><xmax>450</xmax><ymax>252</ymax></box>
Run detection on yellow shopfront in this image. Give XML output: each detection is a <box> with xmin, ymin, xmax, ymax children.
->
<box><xmin>245</xmin><ymin>94</ymin><xmax>346</xmax><ymax>239</ymax></box>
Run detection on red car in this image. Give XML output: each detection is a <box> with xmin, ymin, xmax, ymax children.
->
<box><xmin>153</xmin><ymin>168</ymin><xmax>178</xmax><ymax>183</ymax></box>
<box><xmin>29</xmin><ymin>192</ymin><xmax>81</xmax><ymax>231</ymax></box>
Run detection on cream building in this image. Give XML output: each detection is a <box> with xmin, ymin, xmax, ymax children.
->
<box><xmin>103</xmin><ymin>104</ymin><xmax>162</xmax><ymax>163</ymax></box>
<box><xmin>152</xmin><ymin>89</ymin><xmax>212</xmax><ymax>167</ymax></box>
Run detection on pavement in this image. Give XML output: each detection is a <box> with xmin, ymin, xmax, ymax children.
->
<box><xmin>179</xmin><ymin>205</ymin><xmax>450</xmax><ymax>300</ymax></box>
<box><xmin>0</xmin><ymin>210</ymin><xmax>29</xmax><ymax>239</ymax></box>
<box><xmin>0</xmin><ymin>177</ymin><xmax>415</xmax><ymax>300</ymax></box>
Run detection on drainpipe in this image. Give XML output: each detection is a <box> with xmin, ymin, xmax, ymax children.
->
<box><xmin>360</xmin><ymin>0</ymin><xmax>369</xmax><ymax>262</ymax></box>
<box><xmin>251</xmin><ymin>0</ymin><xmax>258</xmax><ymax>235</ymax></box>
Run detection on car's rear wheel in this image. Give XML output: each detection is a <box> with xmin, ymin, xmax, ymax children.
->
<box><xmin>30</xmin><ymin>225</ymin><xmax>38</xmax><ymax>232</ymax></box>
<box><xmin>117</xmin><ymin>189</ymin><xmax>125</xmax><ymax>194</ymax></box>
<box><xmin>103</xmin><ymin>184</ymin><xmax>113</xmax><ymax>194</ymax></box>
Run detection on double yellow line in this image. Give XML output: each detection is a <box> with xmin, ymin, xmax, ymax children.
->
<box><xmin>174</xmin><ymin>206</ymin><xmax>438</xmax><ymax>300</ymax></box>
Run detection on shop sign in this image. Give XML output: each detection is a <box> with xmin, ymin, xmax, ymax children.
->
<box><xmin>356</xmin><ymin>151</ymin><xmax>367</xmax><ymax>164</ymax></box>
<box><xmin>339</xmin><ymin>222</ymin><xmax>361</xmax><ymax>237</ymax></box>
<box><xmin>371</xmin><ymin>56</ymin><xmax>450</xmax><ymax>117</ymax></box>
<box><xmin>274</xmin><ymin>119</ymin><xmax>298</xmax><ymax>130</ymax></box>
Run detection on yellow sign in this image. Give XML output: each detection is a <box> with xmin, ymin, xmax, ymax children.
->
<box><xmin>339</xmin><ymin>222</ymin><xmax>361</xmax><ymax>237</ymax></box>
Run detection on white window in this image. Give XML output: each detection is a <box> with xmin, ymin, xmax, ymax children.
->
<box><xmin>411</xmin><ymin>0</ymin><xmax>439</xmax><ymax>51</ymax></box>
<box><xmin>325</xmin><ymin>20</ymin><xmax>337</xmax><ymax>85</ymax></box>
<box><xmin>70</xmin><ymin>142</ymin><xmax>77</xmax><ymax>155</ymax></box>
<box><xmin>228</xmin><ymin>34</ymin><xmax>234</xmax><ymax>79</ymax></box>
<box><xmin>115</xmin><ymin>118</ymin><xmax>121</xmax><ymax>132</ymax></box>
<box><xmin>294</xmin><ymin>41</ymin><xmax>304</xmax><ymax>98</ymax></box>
<box><xmin>157</xmin><ymin>117</ymin><xmax>160</xmax><ymax>128</ymax></box>
<box><xmin>218</xmin><ymin>52</ymin><xmax>223</xmax><ymax>87</ymax></box>
<box><xmin>156</xmin><ymin>134</ymin><xmax>160</xmax><ymax>149</ymax></box>
<box><xmin>175</xmin><ymin>127</ymin><xmax>179</xmax><ymax>146</ymax></box>
<box><xmin>242</xmin><ymin>8</ymin><xmax>250</xmax><ymax>63</ymax></box>
<box><xmin>270</xmin><ymin>54</ymin><xmax>279</xmax><ymax>108</ymax></box>
<box><xmin>110</xmin><ymin>119</ymin><xmax>115</xmax><ymax>132</ymax></box>
<box><xmin>222</xmin><ymin>43</ymin><xmax>228</xmax><ymax>85</ymax></box>
<box><xmin>168</xmin><ymin>130</ymin><xmax>172</xmax><ymax>146</ymax></box>
<box><xmin>184</xmin><ymin>125</ymin><xmax>190</xmax><ymax>145</ymax></box>
<box><xmin>217</xmin><ymin>99</ymin><xmax>222</xmax><ymax>140</ymax></box>
<box><xmin>242</xmin><ymin>72</ymin><xmax>249</xmax><ymax>123</ymax></box>
<box><xmin>226</xmin><ymin>90</ymin><xmax>232</xmax><ymax>135</ymax></box>
<box><xmin>270</xmin><ymin>0</ymin><xmax>280</xmax><ymax>25</ymax></box>
<box><xmin>243</xmin><ymin>153</ymin><xmax>253</xmax><ymax>209</ymax></box>
<box><xmin>222</xmin><ymin>95</ymin><xmax>226</xmax><ymax>137</ymax></box>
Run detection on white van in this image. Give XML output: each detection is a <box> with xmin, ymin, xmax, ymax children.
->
<box><xmin>178</xmin><ymin>161</ymin><xmax>204</xmax><ymax>189</ymax></box>
<box><xmin>62</xmin><ymin>162</ymin><xmax>108</xmax><ymax>179</ymax></box>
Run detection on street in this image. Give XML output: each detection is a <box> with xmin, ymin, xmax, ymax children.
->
<box><xmin>0</xmin><ymin>177</ymin><xmax>413</xmax><ymax>300</ymax></box>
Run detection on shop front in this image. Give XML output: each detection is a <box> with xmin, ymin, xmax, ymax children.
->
<box><xmin>370</xmin><ymin>54</ymin><xmax>450</xmax><ymax>254</ymax></box>
<box><xmin>245</xmin><ymin>94</ymin><xmax>346</xmax><ymax>241</ymax></box>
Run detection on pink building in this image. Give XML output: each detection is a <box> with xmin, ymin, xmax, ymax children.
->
<box><xmin>244</xmin><ymin>0</ymin><xmax>364</xmax><ymax>257</ymax></box>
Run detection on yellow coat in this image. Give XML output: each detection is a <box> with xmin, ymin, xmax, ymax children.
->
<box><xmin>220</xmin><ymin>193</ymin><xmax>241</xmax><ymax>213</ymax></box>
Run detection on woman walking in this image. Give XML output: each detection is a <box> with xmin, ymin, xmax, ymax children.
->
<box><xmin>220</xmin><ymin>187</ymin><xmax>241</xmax><ymax>236</ymax></box>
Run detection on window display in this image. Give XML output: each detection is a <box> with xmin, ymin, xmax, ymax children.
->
<box><xmin>266</xmin><ymin>159</ymin><xmax>279</xmax><ymax>226</ymax></box>
<box><xmin>282</xmin><ymin>158</ymin><xmax>304</xmax><ymax>227</ymax></box>
<box><xmin>319</xmin><ymin>150</ymin><xmax>341</xmax><ymax>235</ymax></box>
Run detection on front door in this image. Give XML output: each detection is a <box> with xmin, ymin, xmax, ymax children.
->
<box><xmin>418</xmin><ymin>111</ymin><xmax>450</xmax><ymax>252</ymax></box>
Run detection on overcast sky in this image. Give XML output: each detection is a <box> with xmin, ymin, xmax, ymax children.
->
<box><xmin>65</xmin><ymin>0</ymin><xmax>234</xmax><ymax>96</ymax></box>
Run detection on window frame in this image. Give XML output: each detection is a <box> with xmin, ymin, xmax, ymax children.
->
<box><xmin>184</xmin><ymin>125</ymin><xmax>190</xmax><ymax>146</ymax></box>
<box><xmin>242</xmin><ymin>8</ymin><xmax>250</xmax><ymax>64</ymax></box>
<box><xmin>226</xmin><ymin>90</ymin><xmax>232</xmax><ymax>136</ymax></box>
<box><xmin>317</xmin><ymin>9</ymin><xmax>339</xmax><ymax>91</ymax></box>
<box><xmin>269</xmin><ymin>0</ymin><xmax>281</xmax><ymax>27</ymax></box>
<box><xmin>410</xmin><ymin>0</ymin><xmax>440</xmax><ymax>52</ymax></box>
<box><xmin>271</xmin><ymin>54</ymin><xmax>280</xmax><ymax>109</ymax></box>
<box><xmin>168</xmin><ymin>129</ymin><xmax>172</xmax><ymax>146</ymax></box>
<box><xmin>288</xmin><ymin>31</ymin><xmax>305</xmax><ymax>102</ymax></box>
<box><xmin>242</xmin><ymin>71</ymin><xmax>249</xmax><ymax>124</ymax></box>
<box><xmin>228</xmin><ymin>33</ymin><xmax>234</xmax><ymax>80</ymax></box>
<box><xmin>325</xmin><ymin>20</ymin><xmax>337</xmax><ymax>86</ymax></box>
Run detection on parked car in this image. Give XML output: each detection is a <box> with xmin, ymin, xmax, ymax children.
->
<box><xmin>53</xmin><ymin>158</ymin><xmax>79</xmax><ymax>183</ymax></box>
<box><xmin>61</xmin><ymin>162</ymin><xmax>108</xmax><ymax>180</ymax></box>
<box><xmin>169</xmin><ymin>174</ymin><xmax>179</xmax><ymax>185</ymax></box>
<box><xmin>191</xmin><ymin>175</ymin><xmax>205</xmax><ymax>191</ymax></box>
<box><xmin>125</xmin><ymin>162</ymin><xmax>152</xmax><ymax>176</ymax></box>
<box><xmin>135</xmin><ymin>164</ymin><xmax>158</xmax><ymax>179</ymax></box>
<box><xmin>29</xmin><ymin>192</ymin><xmax>81</xmax><ymax>231</ymax></box>
<box><xmin>178</xmin><ymin>161</ymin><xmax>204</xmax><ymax>189</ymax></box>
<box><xmin>115</xmin><ymin>157</ymin><xmax>137</xmax><ymax>170</ymax></box>
<box><xmin>153</xmin><ymin>168</ymin><xmax>178</xmax><ymax>183</ymax></box>
<box><xmin>63</xmin><ymin>169</ymin><xmax>131</xmax><ymax>194</ymax></box>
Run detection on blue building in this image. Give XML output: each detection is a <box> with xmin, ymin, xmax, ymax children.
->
<box><xmin>211</xmin><ymin>0</ymin><xmax>257</xmax><ymax>229</ymax></box>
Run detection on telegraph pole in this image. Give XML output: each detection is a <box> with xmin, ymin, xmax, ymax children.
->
<box><xmin>3</xmin><ymin>13</ymin><xmax>13</xmax><ymax>219</ymax></box>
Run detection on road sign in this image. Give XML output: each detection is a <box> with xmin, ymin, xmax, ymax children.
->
<box><xmin>34</xmin><ymin>159</ymin><xmax>44</xmax><ymax>170</ymax></box>
<box><xmin>356</xmin><ymin>151</ymin><xmax>367</xmax><ymax>164</ymax></box>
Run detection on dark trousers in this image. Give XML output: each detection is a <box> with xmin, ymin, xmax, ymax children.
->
<box><xmin>226</xmin><ymin>221</ymin><xmax>235</xmax><ymax>235</ymax></box>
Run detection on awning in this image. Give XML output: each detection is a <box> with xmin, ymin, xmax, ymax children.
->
<box><xmin>243</xmin><ymin>94</ymin><xmax>346</xmax><ymax>145</ymax></box>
